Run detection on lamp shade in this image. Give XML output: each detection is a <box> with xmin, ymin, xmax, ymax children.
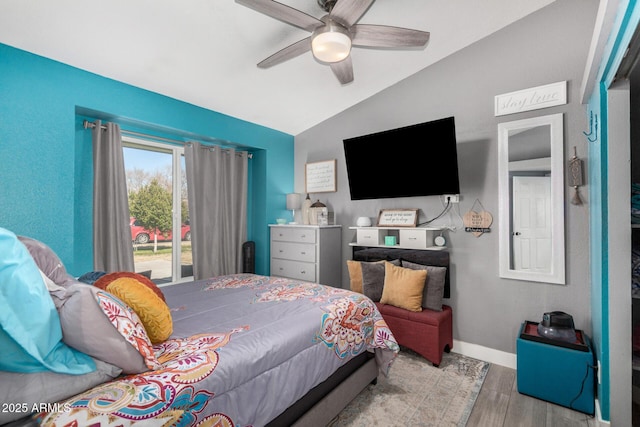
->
<box><xmin>311</xmin><ymin>20</ymin><xmax>352</xmax><ymax>63</ymax></box>
<box><xmin>286</xmin><ymin>193</ymin><xmax>301</xmax><ymax>210</ymax></box>
<box><xmin>312</xmin><ymin>31</ymin><xmax>352</xmax><ymax>63</ymax></box>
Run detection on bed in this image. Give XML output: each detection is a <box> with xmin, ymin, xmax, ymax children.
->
<box><xmin>0</xmin><ymin>229</ymin><xmax>399</xmax><ymax>427</ymax></box>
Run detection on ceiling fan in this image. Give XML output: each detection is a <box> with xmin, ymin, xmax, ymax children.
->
<box><xmin>236</xmin><ymin>0</ymin><xmax>430</xmax><ymax>84</ymax></box>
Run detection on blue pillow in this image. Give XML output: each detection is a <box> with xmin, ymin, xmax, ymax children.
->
<box><xmin>0</xmin><ymin>227</ymin><xmax>95</xmax><ymax>374</ymax></box>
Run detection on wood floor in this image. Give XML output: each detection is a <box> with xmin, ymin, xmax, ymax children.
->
<box><xmin>466</xmin><ymin>364</ymin><xmax>608</xmax><ymax>427</ymax></box>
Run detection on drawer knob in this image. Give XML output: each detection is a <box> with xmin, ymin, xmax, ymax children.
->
<box><xmin>409</xmin><ymin>237</ymin><xmax>417</xmax><ymax>240</ymax></box>
<box><xmin>279</xmin><ymin>249</ymin><xmax>284</xmax><ymax>253</ymax></box>
<box><xmin>300</xmin><ymin>251</ymin><xmax>306</xmax><ymax>255</ymax></box>
<box><xmin>300</xmin><ymin>271</ymin><xmax>306</xmax><ymax>274</ymax></box>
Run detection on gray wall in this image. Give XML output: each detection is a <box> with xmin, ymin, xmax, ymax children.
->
<box><xmin>294</xmin><ymin>0</ymin><xmax>598</xmax><ymax>355</ymax></box>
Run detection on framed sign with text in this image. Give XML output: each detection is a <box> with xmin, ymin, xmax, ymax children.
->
<box><xmin>305</xmin><ymin>160</ymin><xmax>337</xmax><ymax>193</ymax></box>
<box><xmin>376</xmin><ymin>209</ymin><xmax>419</xmax><ymax>227</ymax></box>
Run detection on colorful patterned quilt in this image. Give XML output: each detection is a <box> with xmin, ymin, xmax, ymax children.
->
<box><xmin>36</xmin><ymin>274</ymin><xmax>399</xmax><ymax>426</ymax></box>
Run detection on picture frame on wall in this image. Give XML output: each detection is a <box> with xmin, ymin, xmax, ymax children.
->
<box><xmin>305</xmin><ymin>159</ymin><xmax>337</xmax><ymax>193</ymax></box>
<box><xmin>376</xmin><ymin>209</ymin><xmax>419</xmax><ymax>227</ymax></box>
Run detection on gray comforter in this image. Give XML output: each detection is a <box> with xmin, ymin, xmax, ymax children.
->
<box><xmin>35</xmin><ymin>274</ymin><xmax>399</xmax><ymax>427</ymax></box>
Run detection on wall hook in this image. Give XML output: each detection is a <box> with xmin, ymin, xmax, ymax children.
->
<box><xmin>583</xmin><ymin>110</ymin><xmax>598</xmax><ymax>142</ymax></box>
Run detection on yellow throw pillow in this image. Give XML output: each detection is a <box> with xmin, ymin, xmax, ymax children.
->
<box><xmin>106</xmin><ymin>277</ymin><xmax>173</xmax><ymax>344</ymax></box>
<box><xmin>380</xmin><ymin>262</ymin><xmax>427</xmax><ymax>312</ymax></box>
<box><xmin>347</xmin><ymin>260</ymin><xmax>364</xmax><ymax>293</ymax></box>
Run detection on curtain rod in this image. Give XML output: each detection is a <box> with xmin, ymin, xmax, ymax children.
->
<box><xmin>82</xmin><ymin>120</ymin><xmax>252</xmax><ymax>158</ymax></box>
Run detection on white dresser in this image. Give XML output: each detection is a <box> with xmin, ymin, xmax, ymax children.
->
<box><xmin>269</xmin><ymin>224</ymin><xmax>342</xmax><ymax>287</ymax></box>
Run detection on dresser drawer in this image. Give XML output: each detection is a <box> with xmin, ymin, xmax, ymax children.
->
<box><xmin>271</xmin><ymin>241</ymin><xmax>316</xmax><ymax>263</ymax></box>
<box><xmin>271</xmin><ymin>227</ymin><xmax>317</xmax><ymax>244</ymax></box>
<box><xmin>356</xmin><ymin>228</ymin><xmax>381</xmax><ymax>246</ymax></box>
<box><xmin>399</xmin><ymin>229</ymin><xmax>429</xmax><ymax>249</ymax></box>
<box><xmin>271</xmin><ymin>259</ymin><xmax>316</xmax><ymax>282</ymax></box>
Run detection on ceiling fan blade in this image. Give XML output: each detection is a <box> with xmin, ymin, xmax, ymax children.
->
<box><xmin>258</xmin><ymin>37</ymin><xmax>311</xmax><ymax>68</ymax></box>
<box><xmin>352</xmin><ymin>24</ymin><xmax>430</xmax><ymax>48</ymax></box>
<box><xmin>330</xmin><ymin>56</ymin><xmax>354</xmax><ymax>84</ymax></box>
<box><xmin>236</xmin><ymin>0</ymin><xmax>323</xmax><ymax>32</ymax></box>
<box><xmin>330</xmin><ymin>0</ymin><xmax>374</xmax><ymax>28</ymax></box>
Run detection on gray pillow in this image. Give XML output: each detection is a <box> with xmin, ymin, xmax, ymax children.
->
<box><xmin>401</xmin><ymin>260</ymin><xmax>447</xmax><ymax>311</ymax></box>
<box><xmin>17</xmin><ymin>236</ymin><xmax>78</xmax><ymax>287</ymax></box>
<box><xmin>49</xmin><ymin>283</ymin><xmax>151</xmax><ymax>374</ymax></box>
<box><xmin>0</xmin><ymin>359</ymin><xmax>121</xmax><ymax>424</ymax></box>
<box><xmin>361</xmin><ymin>259</ymin><xmax>400</xmax><ymax>302</ymax></box>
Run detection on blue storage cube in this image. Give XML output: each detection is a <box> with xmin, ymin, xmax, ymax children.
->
<box><xmin>516</xmin><ymin>321</ymin><xmax>596</xmax><ymax>415</ymax></box>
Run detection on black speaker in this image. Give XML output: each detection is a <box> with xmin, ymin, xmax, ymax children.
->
<box><xmin>242</xmin><ymin>241</ymin><xmax>255</xmax><ymax>273</ymax></box>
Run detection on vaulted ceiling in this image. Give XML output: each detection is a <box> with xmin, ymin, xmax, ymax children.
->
<box><xmin>0</xmin><ymin>0</ymin><xmax>555</xmax><ymax>135</ymax></box>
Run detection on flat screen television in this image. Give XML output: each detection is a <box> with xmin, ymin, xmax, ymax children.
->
<box><xmin>343</xmin><ymin>116</ymin><xmax>460</xmax><ymax>200</ymax></box>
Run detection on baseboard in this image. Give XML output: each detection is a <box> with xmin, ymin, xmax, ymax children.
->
<box><xmin>453</xmin><ymin>339</ymin><xmax>516</xmax><ymax>369</ymax></box>
<box><xmin>594</xmin><ymin>398</ymin><xmax>611</xmax><ymax>424</ymax></box>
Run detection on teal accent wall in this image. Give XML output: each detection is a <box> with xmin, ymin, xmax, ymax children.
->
<box><xmin>587</xmin><ymin>0</ymin><xmax>640</xmax><ymax>420</ymax></box>
<box><xmin>0</xmin><ymin>43</ymin><xmax>294</xmax><ymax>276</ymax></box>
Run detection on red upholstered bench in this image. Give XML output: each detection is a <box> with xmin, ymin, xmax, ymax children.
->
<box><xmin>352</xmin><ymin>247</ymin><xmax>454</xmax><ymax>367</ymax></box>
<box><xmin>375</xmin><ymin>302</ymin><xmax>453</xmax><ymax>367</ymax></box>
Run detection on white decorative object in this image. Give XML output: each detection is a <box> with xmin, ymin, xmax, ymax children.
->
<box><xmin>356</xmin><ymin>216</ymin><xmax>372</xmax><ymax>227</ymax></box>
<box><xmin>494</xmin><ymin>81</ymin><xmax>566</xmax><ymax>116</ymax></box>
<box><xmin>309</xmin><ymin>200</ymin><xmax>327</xmax><ymax>225</ymax></box>
<box><xmin>434</xmin><ymin>235</ymin><xmax>446</xmax><ymax>247</ymax></box>
<box><xmin>302</xmin><ymin>194</ymin><xmax>313</xmax><ymax>225</ymax></box>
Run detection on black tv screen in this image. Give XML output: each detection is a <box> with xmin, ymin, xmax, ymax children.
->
<box><xmin>343</xmin><ymin>117</ymin><xmax>460</xmax><ymax>200</ymax></box>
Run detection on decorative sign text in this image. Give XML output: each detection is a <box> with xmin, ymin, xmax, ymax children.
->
<box><xmin>377</xmin><ymin>209</ymin><xmax>419</xmax><ymax>227</ymax></box>
<box><xmin>305</xmin><ymin>160</ymin><xmax>336</xmax><ymax>193</ymax></box>
<box><xmin>495</xmin><ymin>81</ymin><xmax>566</xmax><ymax>116</ymax></box>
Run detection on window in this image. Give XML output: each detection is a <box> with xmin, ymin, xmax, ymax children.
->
<box><xmin>122</xmin><ymin>137</ymin><xmax>192</xmax><ymax>284</ymax></box>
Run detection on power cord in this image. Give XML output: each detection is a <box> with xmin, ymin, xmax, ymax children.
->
<box><xmin>417</xmin><ymin>197</ymin><xmax>452</xmax><ymax>226</ymax></box>
<box><xmin>568</xmin><ymin>363</ymin><xmax>597</xmax><ymax>411</ymax></box>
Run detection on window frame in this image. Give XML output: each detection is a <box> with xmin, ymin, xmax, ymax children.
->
<box><xmin>122</xmin><ymin>136</ymin><xmax>192</xmax><ymax>284</ymax></box>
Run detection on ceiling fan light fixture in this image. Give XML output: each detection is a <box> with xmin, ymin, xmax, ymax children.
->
<box><xmin>311</xmin><ymin>23</ymin><xmax>352</xmax><ymax>63</ymax></box>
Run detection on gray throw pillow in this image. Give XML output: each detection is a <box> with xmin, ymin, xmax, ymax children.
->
<box><xmin>18</xmin><ymin>235</ymin><xmax>78</xmax><ymax>287</ymax></box>
<box><xmin>401</xmin><ymin>260</ymin><xmax>447</xmax><ymax>311</ymax></box>
<box><xmin>49</xmin><ymin>283</ymin><xmax>151</xmax><ymax>374</ymax></box>
<box><xmin>361</xmin><ymin>259</ymin><xmax>400</xmax><ymax>302</ymax></box>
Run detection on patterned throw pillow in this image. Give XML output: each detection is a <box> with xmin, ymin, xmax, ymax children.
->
<box><xmin>51</xmin><ymin>283</ymin><xmax>160</xmax><ymax>373</ymax></box>
<box><xmin>95</xmin><ymin>289</ymin><xmax>161</xmax><ymax>369</ymax></box>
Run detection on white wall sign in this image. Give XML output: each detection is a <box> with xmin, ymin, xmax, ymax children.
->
<box><xmin>494</xmin><ymin>81</ymin><xmax>566</xmax><ymax>116</ymax></box>
<box><xmin>305</xmin><ymin>159</ymin><xmax>337</xmax><ymax>193</ymax></box>
<box><xmin>376</xmin><ymin>209</ymin><xmax>418</xmax><ymax>227</ymax></box>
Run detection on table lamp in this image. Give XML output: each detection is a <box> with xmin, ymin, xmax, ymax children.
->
<box><xmin>286</xmin><ymin>193</ymin><xmax>301</xmax><ymax>224</ymax></box>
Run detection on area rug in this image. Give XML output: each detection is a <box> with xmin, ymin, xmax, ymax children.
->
<box><xmin>329</xmin><ymin>349</ymin><xmax>490</xmax><ymax>427</ymax></box>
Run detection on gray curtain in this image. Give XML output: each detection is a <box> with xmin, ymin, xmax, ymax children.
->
<box><xmin>92</xmin><ymin>120</ymin><xmax>134</xmax><ymax>272</ymax></box>
<box><xmin>185</xmin><ymin>143</ymin><xmax>248</xmax><ymax>279</ymax></box>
